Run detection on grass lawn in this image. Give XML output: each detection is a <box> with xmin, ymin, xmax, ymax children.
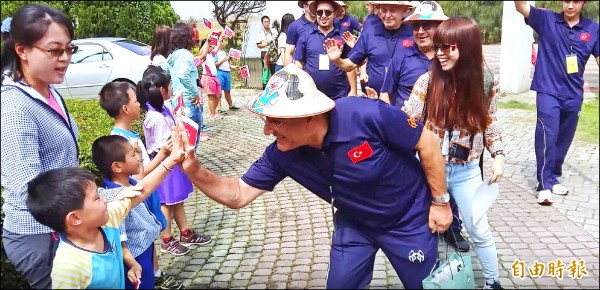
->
<box><xmin>499</xmin><ymin>99</ymin><xmax>599</xmax><ymax>143</ymax></box>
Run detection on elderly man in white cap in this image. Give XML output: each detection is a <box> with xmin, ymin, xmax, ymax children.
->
<box><xmin>325</xmin><ymin>1</ymin><xmax>415</xmax><ymax>95</ymax></box>
<box><xmin>172</xmin><ymin>64</ymin><xmax>452</xmax><ymax>288</ymax></box>
<box><xmin>373</xmin><ymin>0</ymin><xmax>471</xmax><ymax>255</ymax></box>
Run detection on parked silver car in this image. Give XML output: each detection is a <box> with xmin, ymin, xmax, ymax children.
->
<box><xmin>55</xmin><ymin>37</ymin><xmax>151</xmax><ymax>99</ymax></box>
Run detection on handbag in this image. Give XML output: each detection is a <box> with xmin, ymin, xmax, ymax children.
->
<box><xmin>422</xmin><ymin>232</ymin><xmax>475</xmax><ymax>289</ymax></box>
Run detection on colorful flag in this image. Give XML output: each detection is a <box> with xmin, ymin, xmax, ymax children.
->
<box><xmin>181</xmin><ymin>116</ymin><xmax>199</xmax><ymax>146</ymax></box>
<box><xmin>224</xmin><ymin>26</ymin><xmax>234</xmax><ymax>38</ymax></box>
<box><xmin>228</xmin><ymin>48</ymin><xmax>242</xmax><ymax>59</ymax></box>
<box><xmin>240</xmin><ymin>65</ymin><xmax>250</xmax><ymax>78</ymax></box>
<box><xmin>203</xmin><ymin>18</ymin><xmax>212</xmax><ymax>29</ymax></box>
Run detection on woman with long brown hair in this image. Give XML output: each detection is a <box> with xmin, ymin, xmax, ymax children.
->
<box><xmin>403</xmin><ymin>17</ymin><xmax>505</xmax><ymax>290</ymax></box>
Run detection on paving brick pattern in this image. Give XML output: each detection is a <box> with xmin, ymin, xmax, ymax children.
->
<box><xmin>154</xmin><ymin>44</ymin><xmax>599</xmax><ymax>289</ymax></box>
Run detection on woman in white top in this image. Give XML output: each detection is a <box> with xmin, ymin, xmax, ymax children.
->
<box><xmin>275</xmin><ymin>13</ymin><xmax>295</xmax><ymax>72</ymax></box>
<box><xmin>150</xmin><ymin>26</ymin><xmax>170</xmax><ymax>67</ymax></box>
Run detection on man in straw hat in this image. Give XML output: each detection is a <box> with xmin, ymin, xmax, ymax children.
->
<box><xmin>325</xmin><ymin>1</ymin><xmax>414</xmax><ymax>95</ymax></box>
<box><xmin>294</xmin><ymin>0</ymin><xmax>357</xmax><ymax>99</ymax></box>
<box><xmin>171</xmin><ymin>64</ymin><xmax>452</xmax><ymax>288</ymax></box>
<box><xmin>284</xmin><ymin>1</ymin><xmax>317</xmax><ymax>66</ymax></box>
<box><xmin>374</xmin><ymin>1</ymin><xmax>471</xmax><ymax>254</ymax></box>
<box><xmin>335</xmin><ymin>1</ymin><xmax>362</xmax><ymax>35</ymax></box>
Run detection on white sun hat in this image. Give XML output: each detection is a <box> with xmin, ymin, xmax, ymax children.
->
<box><xmin>337</xmin><ymin>1</ymin><xmax>348</xmax><ymax>7</ymax></box>
<box><xmin>370</xmin><ymin>1</ymin><xmax>413</xmax><ymax>6</ymax></box>
<box><xmin>247</xmin><ymin>64</ymin><xmax>335</xmax><ymax>118</ymax></box>
<box><xmin>403</xmin><ymin>1</ymin><xmax>449</xmax><ymax>24</ymax></box>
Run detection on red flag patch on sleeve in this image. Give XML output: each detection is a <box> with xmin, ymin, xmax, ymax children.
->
<box><xmin>347</xmin><ymin>141</ymin><xmax>374</xmax><ymax>164</ymax></box>
<box><xmin>580</xmin><ymin>32</ymin><xmax>591</xmax><ymax>42</ymax></box>
<box><xmin>402</xmin><ymin>39</ymin><xmax>414</xmax><ymax>47</ymax></box>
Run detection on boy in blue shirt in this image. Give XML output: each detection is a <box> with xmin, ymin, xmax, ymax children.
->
<box><xmin>26</xmin><ymin>144</ymin><xmax>182</xmax><ymax>288</ymax></box>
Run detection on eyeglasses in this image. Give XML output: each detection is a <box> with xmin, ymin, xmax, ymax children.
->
<box><xmin>259</xmin><ymin>115</ymin><xmax>287</xmax><ymax>128</ymax></box>
<box><xmin>433</xmin><ymin>43</ymin><xmax>457</xmax><ymax>53</ymax></box>
<box><xmin>412</xmin><ymin>22</ymin><xmax>435</xmax><ymax>32</ymax></box>
<box><xmin>32</xmin><ymin>45</ymin><xmax>78</xmax><ymax>57</ymax></box>
<box><xmin>316</xmin><ymin>10</ymin><xmax>334</xmax><ymax>17</ymax></box>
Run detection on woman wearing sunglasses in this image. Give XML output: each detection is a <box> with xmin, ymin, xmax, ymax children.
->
<box><xmin>402</xmin><ymin>17</ymin><xmax>505</xmax><ymax>290</ymax></box>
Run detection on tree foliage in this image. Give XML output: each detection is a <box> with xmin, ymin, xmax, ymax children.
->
<box><xmin>0</xmin><ymin>1</ymin><xmax>179</xmax><ymax>45</ymax></box>
<box><xmin>209</xmin><ymin>1</ymin><xmax>266</xmax><ymax>48</ymax></box>
<box><xmin>210</xmin><ymin>1</ymin><xmax>266</xmax><ymax>33</ymax></box>
<box><xmin>346</xmin><ymin>0</ymin><xmax>368</xmax><ymax>23</ymax></box>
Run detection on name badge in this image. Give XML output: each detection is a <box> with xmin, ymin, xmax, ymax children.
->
<box><xmin>566</xmin><ymin>54</ymin><xmax>578</xmax><ymax>74</ymax></box>
<box><xmin>319</xmin><ymin>54</ymin><xmax>329</xmax><ymax>71</ymax></box>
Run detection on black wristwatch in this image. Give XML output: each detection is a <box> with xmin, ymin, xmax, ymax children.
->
<box><xmin>431</xmin><ymin>192</ymin><xmax>450</xmax><ymax>205</ymax></box>
<box><xmin>491</xmin><ymin>150</ymin><xmax>505</xmax><ymax>158</ymax></box>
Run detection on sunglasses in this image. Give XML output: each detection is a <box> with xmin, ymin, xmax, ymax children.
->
<box><xmin>316</xmin><ymin>9</ymin><xmax>334</xmax><ymax>17</ymax></box>
<box><xmin>412</xmin><ymin>22</ymin><xmax>435</xmax><ymax>31</ymax></box>
<box><xmin>33</xmin><ymin>45</ymin><xmax>79</xmax><ymax>58</ymax></box>
<box><xmin>433</xmin><ymin>43</ymin><xmax>457</xmax><ymax>53</ymax></box>
<box><xmin>259</xmin><ymin>115</ymin><xmax>287</xmax><ymax>128</ymax></box>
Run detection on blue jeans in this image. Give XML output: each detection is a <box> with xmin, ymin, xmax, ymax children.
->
<box><xmin>446</xmin><ymin>160</ymin><xmax>499</xmax><ymax>284</ymax></box>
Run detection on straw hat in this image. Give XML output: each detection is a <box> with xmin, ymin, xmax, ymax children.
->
<box><xmin>403</xmin><ymin>1</ymin><xmax>449</xmax><ymax>24</ymax></box>
<box><xmin>309</xmin><ymin>0</ymin><xmax>344</xmax><ymax>18</ymax></box>
<box><xmin>370</xmin><ymin>1</ymin><xmax>413</xmax><ymax>6</ymax></box>
<box><xmin>247</xmin><ymin>64</ymin><xmax>335</xmax><ymax>118</ymax></box>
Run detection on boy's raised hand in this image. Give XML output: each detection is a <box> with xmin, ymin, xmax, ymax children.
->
<box><xmin>115</xmin><ymin>186</ymin><xmax>143</xmax><ymax>200</ymax></box>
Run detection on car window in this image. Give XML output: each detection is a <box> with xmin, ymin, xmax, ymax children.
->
<box><xmin>71</xmin><ymin>44</ymin><xmax>113</xmax><ymax>64</ymax></box>
<box><xmin>113</xmin><ymin>39</ymin><xmax>151</xmax><ymax>56</ymax></box>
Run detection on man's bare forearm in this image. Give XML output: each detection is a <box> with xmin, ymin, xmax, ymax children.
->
<box><xmin>416</xmin><ymin>129</ymin><xmax>447</xmax><ymax>198</ymax></box>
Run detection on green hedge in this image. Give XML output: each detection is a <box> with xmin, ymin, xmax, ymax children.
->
<box><xmin>1</xmin><ymin>98</ymin><xmax>144</xmax><ymax>289</ymax></box>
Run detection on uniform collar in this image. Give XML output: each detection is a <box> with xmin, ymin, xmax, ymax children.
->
<box><xmin>555</xmin><ymin>11</ymin><xmax>590</xmax><ymax>29</ymax></box>
<box><xmin>311</xmin><ymin>22</ymin><xmax>340</xmax><ymax>37</ymax></box>
<box><xmin>323</xmin><ymin>109</ymin><xmax>351</xmax><ymax>148</ymax></box>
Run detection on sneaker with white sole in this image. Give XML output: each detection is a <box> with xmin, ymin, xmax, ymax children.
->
<box><xmin>551</xmin><ymin>183</ymin><xmax>569</xmax><ymax>195</ymax></box>
<box><xmin>537</xmin><ymin>189</ymin><xmax>553</xmax><ymax>205</ymax></box>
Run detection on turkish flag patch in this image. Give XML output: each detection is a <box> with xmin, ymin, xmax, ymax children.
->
<box><xmin>402</xmin><ymin>39</ymin><xmax>414</xmax><ymax>47</ymax></box>
<box><xmin>342</xmin><ymin>21</ymin><xmax>350</xmax><ymax>27</ymax></box>
<box><xmin>580</xmin><ymin>32</ymin><xmax>591</xmax><ymax>42</ymax></box>
<box><xmin>347</xmin><ymin>141</ymin><xmax>374</xmax><ymax>164</ymax></box>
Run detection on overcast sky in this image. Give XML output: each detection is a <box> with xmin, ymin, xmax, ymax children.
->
<box><xmin>170</xmin><ymin>1</ymin><xmax>303</xmax><ymax>24</ymax></box>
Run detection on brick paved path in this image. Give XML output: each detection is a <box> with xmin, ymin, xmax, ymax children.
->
<box><xmin>155</xmin><ymin>88</ymin><xmax>599</xmax><ymax>289</ymax></box>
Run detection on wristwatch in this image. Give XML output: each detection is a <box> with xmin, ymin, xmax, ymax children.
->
<box><xmin>431</xmin><ymin>192</ymin><xmax>450</xmax><ymax>205</ymax></box>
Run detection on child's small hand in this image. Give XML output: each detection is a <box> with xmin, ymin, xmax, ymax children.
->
<box><xmin>159</xmin><ymin>137</ymin><xmax>173</xmax><ymax>156</ymax></box>
<box><xmin>127</xmin><ymin>262</ymin><xmax>142</xmax><ymax>285</ymax></box>
<box><xmin>115</xmin><ymin>186</ymin><xmax>143</xmax><ymax>200</ymax></box>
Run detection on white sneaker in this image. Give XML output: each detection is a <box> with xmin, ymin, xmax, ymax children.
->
<box><xmin>537</xmin><ymin>189</ymin><xmax>553</xmax><ymax>205</ymax></box>
<box><xmin>551</xmin><ymin>184</ymin><xmax>569</xmax><ymax>195</ymax></box>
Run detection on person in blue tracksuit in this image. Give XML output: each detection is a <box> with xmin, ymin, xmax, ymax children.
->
<box><xmin>514</xmin><ymin>1</ymin><xmax>599</xmax><ymax>205</ymax></box>
<box><xmin>172</xmin><ymin>64</ymin><xmax>453</xmax><ymax>289</ymax></box>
